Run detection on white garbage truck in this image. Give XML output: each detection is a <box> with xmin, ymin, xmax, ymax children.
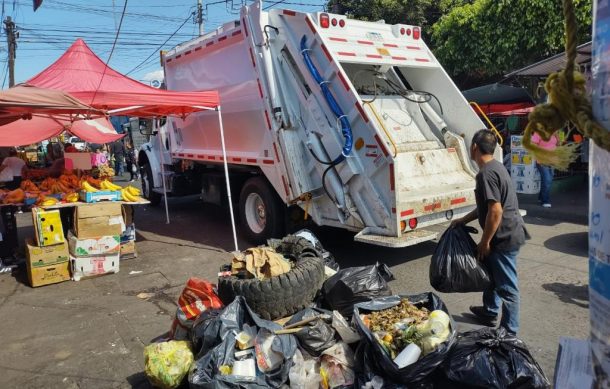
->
<box><xmin>138</xmin><ymin>1</ymin><xmax>499</xmax><ymax>246</ymax></box>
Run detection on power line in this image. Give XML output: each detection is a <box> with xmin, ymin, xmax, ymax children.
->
<box><xmin>125</xmin><ymin>10</ymin><xmax>194</xmax><ymax>76</ymax></box>
<box><xmin>91</xmin><ymin>0</ymin><xmax>128</xmax><ymax>105</ymax></box>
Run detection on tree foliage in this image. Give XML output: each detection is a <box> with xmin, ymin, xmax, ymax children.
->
<box><xmin>431</xmin><ymin>0</ymin><xmax>592</xmax><ymax>81</ymax></box>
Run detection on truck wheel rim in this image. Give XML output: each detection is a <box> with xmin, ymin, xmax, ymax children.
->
<box><xmin>245</xmin><ymin>193</ymin><xmax>266</xmax><ymax>234</ymax></box>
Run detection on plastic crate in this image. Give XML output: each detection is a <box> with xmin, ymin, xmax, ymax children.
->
<box><xmin>79</xmin><ymin>190</ymin><xmax>121</xmax><ymax>203</ymax></box>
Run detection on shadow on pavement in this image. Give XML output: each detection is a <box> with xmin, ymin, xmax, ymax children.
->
<box><xmin>542</xmin><ymin>282</ymin><xmax>589</xmax><ymax>309</ymax></box>
<box><xmin>126</xmin><ymin>372</ymin><xmax>151</xmax><ymax>389</ymax></box>
<box><xmin>543</xmin><ymin>232</ymin><xmax>588</xmax><ymax>257</ymax></box>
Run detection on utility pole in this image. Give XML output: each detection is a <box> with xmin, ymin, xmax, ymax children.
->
<box><xmin>4</xmin><ymin>16</ymin><xmax>17</xmax><ymax>87</ymax></box>
<box><xmin>197</xmin><ymin>0</ymin><xmax>204</xmax><ymax>36</ymax></box>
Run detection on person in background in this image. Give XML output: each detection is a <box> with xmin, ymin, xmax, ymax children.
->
<box><xmin>109</xmin><ymin>140</ymin><xmax>126</xmax><ymax>177</ymax></box>
<box><xmin>452</xmin><ymin>129</ymin><xmax>529</xmax><ymax>335</ymax></box>
<box><xmin>531</xmin><ymin>131</ymin><xmax>558</xmax><ymax>208</ymax></box>
<box><xmin>48</xmin><ymin>151</ymin><xmax>65</xmax><ymax>178</ymax></box>
<box><xmin>125</xmin><ymin>141</ymin><xmax>138</xmax><ymax>182</ymax></box>
<box><xmin>64</xmin><ymin>142</ymin><xmax>78</xmax><ymax>153</ymax></box>
<box><xmin>0</xmin><ymin>149</ymin><xmax>27</xmax><ymax>190</ymax></box>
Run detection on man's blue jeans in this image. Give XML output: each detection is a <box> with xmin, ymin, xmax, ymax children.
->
<box><xmin>114</xmin><ymin>160</ymin><xmax>124</xmax><ymax>176</ymax></box>
<box><xmin>482</xmin><ymin>248</ymin><xmax>520</xmax><ymax>334</ymax></box>
<box><xmin>536</xmin><ymin>163</ymin><xmax>553</xmax><ymax>204</ymax></box>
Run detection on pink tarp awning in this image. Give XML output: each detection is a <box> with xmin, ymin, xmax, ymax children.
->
<box><xmin>26</xmin><ymin>39</ymin><xmax>220</xmax><ymax>116</ymax></box>
<box><xmin>0</xmin><ymin>116</ymin><xmax>124</xmax><ymax>147</ymax></box>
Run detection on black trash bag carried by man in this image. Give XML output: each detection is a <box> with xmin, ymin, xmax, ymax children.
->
<box><xmin>353</xmin><ymin>293</ymin><xmax>457</xmax><ymax>385</ymax></box>
<box><xmin>189</xmin><ymin>296</ymin><xmax>298</xmax><ymax>389</ymax></box>
<box><xmin>442</xmin><ymin>327</ymin><xmax>550</xmax><ymax>389</ymax></box>
<box><xmin>429</xmin><ymin>224</ymin><xmax>492</xmax><ymax>293</ymax></box>
<box><xmin>321</xmin><ymin>262</ymin><xmax>394</xmax><ymax>318</ymax></box>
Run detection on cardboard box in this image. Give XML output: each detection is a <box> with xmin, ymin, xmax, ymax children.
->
<box><xmin>32</xmin><ymin>208</ymin><xmax>65</xmax><ymax>246</ymax></box>
<box><xmin>120</xmin><ymin>240</ymin><xmax>137</xmax><ymax>259</ymax></box>
<box><xmin>70</xmin><ymin>254</ymin><xmax>120</xmax><ymax>281</ymax></box>
<box><xmin>67</xmin><ymin>231</ymin><xmax>120</xmax><ymax>257</ymax></box>
<box><xmin>27</xmin><ymin>261</ymin><xmax>70</xmax><ymax>287</ymax></box>
<box><xmin>75</xmin><ymin>203</ymin><xmax>123</xmax><ymax>239</ymax></box>
<box><xmin>26</xmin><ymin>238</ymin><xmax>69</xmax><ymax>267</ymax></box>
<box><xmin>121</xmin><ymin>224</ymin><xmax>136</xmax><ymax>243</ymax></box>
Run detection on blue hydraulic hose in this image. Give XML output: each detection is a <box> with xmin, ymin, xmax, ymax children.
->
<box><xmin>300</xmin><ymin>35</ymin><xmax>353</xmax><ymax>164</ymax></box>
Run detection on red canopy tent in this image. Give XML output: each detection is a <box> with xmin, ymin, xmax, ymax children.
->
<box><xmin>26</xmin><ymin>39</ymin><xmax>219</xmax><ymax>116</ymax></box>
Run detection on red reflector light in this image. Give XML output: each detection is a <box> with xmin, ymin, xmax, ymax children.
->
<box><xmin>400</xmin><ymin>27</ymin><xmax>405</xmax><ymax>35</ymax></box>
<box><xmin>331</xmin><ymin>18</ymin><xmax>337</xmax><ymax>26</ymax></box>
<box><xmin>339</xmin><ymin>19</ymin><xmax>345</xmax><ymax>28</ymax></box>
<box><xmin>413</xmin><ymin>27</ymin><xmax>420</xmax><ymax>40</ymax></box>
<box><xmin>406</xmin><ymin>28</ymin><xmax>411</xmax><ymax>36</ymax></box>
<box><xmin>408</xmin><ymin>218</ymin><xmax>418</xmax><ymax>229</ymax></box>
<box><xmin>320</xmin><ymin>13</ymin><xmax>330</xmax><ymax>28</ymax></box>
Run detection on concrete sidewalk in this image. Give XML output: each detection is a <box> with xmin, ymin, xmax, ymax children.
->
<box><xmin>0</xmin><ymin>197</ymin><xmax>590</xmax><ymax>388</ymax></box>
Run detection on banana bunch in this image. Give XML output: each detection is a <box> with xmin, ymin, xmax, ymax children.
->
<box><xmin>100</xmin><ymin>180</ymin><xmax>122</xmax><ymax>191</ymax></box>
<box><xmin>121</xmin><ymin>186</ymin><xmax>141</xmax><ymax>202</ymax></box>
<box><xmin>81</xmin><ymin>181</ymin><xmax>99</xmax><ymax>193</ymax></box>
<box><xmin>40</xmin><ymin>197</ymin><xmax>59</xmax><ymax>206</ymax></box>
<box><xmin>65</xmin><ymin>192</ymin><xmax>79</xmax><ymax>203</ymax></box>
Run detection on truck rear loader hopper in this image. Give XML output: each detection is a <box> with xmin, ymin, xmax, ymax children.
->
<box><xmin>138</xmin><ymin>1</ymin><xmax>500</xmax><ymax>248</ymax></box>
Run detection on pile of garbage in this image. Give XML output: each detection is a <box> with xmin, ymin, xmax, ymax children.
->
<box><xmin>142</xmin><ymin>230</ymin><xmax>551</xmax><ymax>389</ymax></box>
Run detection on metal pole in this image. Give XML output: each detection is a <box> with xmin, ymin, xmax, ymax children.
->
<box><xmin>197</xmin><ymin>0</ymin><xmax>204</xmax><ymax>36</ymax></box>
<box><xmin>157</xmin><ymin>122</ymin><xmax>171</xmax><ymax>224</ymax></box>
<box><xmin>217</xmin><ymin>107</ymin><xmax>239</xmax><ymax>252</ymax></box>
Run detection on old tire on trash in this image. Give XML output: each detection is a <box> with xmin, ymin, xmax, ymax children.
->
<box><xmin>238</xmin><ymin>177</ymin><xmax>284</xmax><ymax>244</ymax></box>
<box><xmin>141</xmin><ymin>163</ymin><xmax>161</xmax><ymax>206</ymax></box>
<box><xmin>217</xmin><ymin>256</ymin><xmax>325</xmax><ymax>320</ymax></box>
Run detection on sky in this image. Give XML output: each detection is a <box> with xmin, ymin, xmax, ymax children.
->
<box><xmin>2</xmin><ymin>0</ymin><xmax>326</xmax><ymax>87</ymax></box>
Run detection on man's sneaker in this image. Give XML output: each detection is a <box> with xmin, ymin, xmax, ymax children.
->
<box><xmin>469</xmin><ymin>306</ymin><xmax>498</xmax><ymax>326</ymax></box>
<box><xmin>542</xmin><ymin>203</ymin><xmax>552</xmax><ymax>208</ymax></box>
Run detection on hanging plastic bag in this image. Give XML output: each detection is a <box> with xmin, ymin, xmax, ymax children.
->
<box><xmin>429</xmin><ymin>224</ymin><xmax>491</xmax><ymax>293</ymax></box>
<box><xmin>143</xmin><ymin>340</ymin><xmax>194</xmax><ymax>389</ymax></box>
<box><xmin>353</xmin><ymin>293</ymin><xmax>456</xmax><ymax>385</ymax></box>
<box><xmin>320</xmin><ymin>342</ymin><xmax>356</xmax><ymax>389</ymax></box>
<box><xmin>189</xmin><ymin>296</ymin><xmax>298</xmax><ymax>389</ymax></box>
<box><xmin>442</xmin><ymin>327</ymin><xmax>550</xmax><ymax>389</ymax></box>
<box><xmin>289</xmin><ymin>349</ymin><xmax>321</xmax><ymax>389</ymax></box>
<box><xmin>170</xmin><ymin>278</ymin><xmax>223</xmax><ymax>340</ymax></box>
<box><xmin>285</xmin><ymin>308</ymin><xmax>337</xmax><ymax>356</ymax></box>
<box><xmin>331</xmin><ymin>310</ymin><xmax>360</xmax><ymax>344</ymax></box>
<box><xmin>321</xmin><ymin>262</ymin><xmax>394</xmax><ymax>318</ymax></box>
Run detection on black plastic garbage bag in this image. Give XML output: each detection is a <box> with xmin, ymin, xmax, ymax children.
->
<box><xmin>322</xmin><ymin>262</ymin><xmax>394</xmax><ymax>317</ymax></box>
<box><xmin>191</xmin><ymin>309</ymin><xmax>223</xmax><ymax>358</ymax></box>
<box><xmin>442</xmin><ymin>327</ymin><xmax>550</xmax><ymax>389</ymax></box>
<box><xmin>353</xmin><ymin>293</ymin><xmax>456</xmax><ymax>385</ymax></box>
<box><xmin>189</xmin><ymin>296</ymin><xmax>298</xmax><ymax>389</ymax></box>
<box><xmin>429</xmin><ymin>224</ymin><xmax>491</xmax><ymax>293</ymax></box>
<box><xmin>285</xmin><ymin>307</ymin><xmax>336</xmax><ymax>357</ymax></box>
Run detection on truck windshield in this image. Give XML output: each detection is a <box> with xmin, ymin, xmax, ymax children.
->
<box><xmin>340</xmin><ymin>63</ymin><xmax>406</xmax><ymax>97</ymax></box>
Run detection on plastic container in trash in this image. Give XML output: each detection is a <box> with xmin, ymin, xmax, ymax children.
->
<box><xmin>393</xmin><ymin>343</ymin><xmax>421</xmax><ymax>368</ymax></box>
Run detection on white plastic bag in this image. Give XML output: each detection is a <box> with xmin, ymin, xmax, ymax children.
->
<box><xmin>331</xmin><ymin>310</ymin><xmax>360</xmax><ymax>344</ymax></box>
<box><xmin>289</xmin><ymin>349</ymin><xmax>320</xmax><ymax>389</ymax></box>
<box><xmin>320</xmin><ymin>342</ymin><xmax>355</xmax><ymax>388</ymax></box>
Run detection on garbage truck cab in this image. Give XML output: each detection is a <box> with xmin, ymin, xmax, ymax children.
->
<box><xmin>138</xmin><ymin>1</ymin><xmax>500</xmax><ymax>247</ymax></box>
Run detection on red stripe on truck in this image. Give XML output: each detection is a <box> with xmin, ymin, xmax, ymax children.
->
<box><xmin>357</xmin><ymin>40</ymin><xmax>374</xmax><ymax>45</ymax></box>
<box><xmin>262</xmin><ymin>159</ymin><xmax>274</xmax><ymax>165</ymax></box>
<box><xmin>273</xmin><ymin>143</ymin><xmax>280</xmax><ymax>162</ymax></box>
<box><xmin>242</xmin><ymin>19</ymin><xmax>248</xmax><ymax>37</ymax></box>
<box><xmin>406</xmin><ymin>45</ymin><xmax>420</xmax><ymax>50</ymax></box>
<box><xmin>392</xmin><ymin>56</ymin><xmax>407</xmax><ymax>61</ymax></box>
<box><xmin>249</xmin><ymin>48</ymin><xmax>256</xmax><ymax>67</ymax></box>
<box><xmin>356</xmin><ymin>103</ymin><xmax>369</xmax><ymax>122</ymax></box>
<box><xmin>257</xmin><ymin>79</ymin><xmax>264</xmax><ymax>98</ymax></box>
<box><xmin>232</xmin><ymin>157</ymin><xmax>242</xmax><ymax>162</ymax></box>
<box><xmin>389</xmin><ymin>163</ymin><xmax>395</xmax><ymax>191</ymax></box>
<box><xmin>329</xmin><ymin>37</ymin><xmax>347</xmax><ymax>42</ymax></box>
<box><xmin>366</xmin><ymin>54</ymin><xmax>382</xmax><ymax>59</ymax></box>
<box><xmin>337</xmin><ymin>72</ymin><xmax>350</xmax><ymax>90</ymax></box>
<box><xmin>246</xmin><ymin>158</ymin><xmax>257</xmax><ymax>163</ymax></box>
<box><xmin>184</xmin><ymin>50</ymin><xmax>192</xmax><ymax>56</ymax></box>
<box><xmin>401</xmin><ymin>209</ymin><xmax>414</xmax><ymax>217</ymax></box>
<box><xmin>232</xmin><ymin>30</ymin><xmax>242</xmax><ymax>37</ymax></box>
<box><xmin>374</xmin><ymin>134</ymin><xmax>389</xmax><ymax>157</ymax></box>
<box><xmin>321</xmin><ymin>44</ymin><xmax>332</xmax><ymax>61</ymax></box>
<box><xmin>218</xmin><ymin>36</ymin><xmax>227</xmax><ymax>42</ymax></box>
<box><xmin>424</xmin><ymin>202</ymin><xmax>442</xmax><ymax>212</ymax></box>
<box><xmin>281</xmin><ymin>176</ymin><xmax>290</xmax><ymax>197</ymax></box>
<box><xmin>383</xmin><ymin>43</ymin><xmax>398</xmax><ymax>48</ymax></box>
<box><xmin>194</xmin><ymin>46</ymin><xmax>202</xmax><ymax>52</ymax></box>
<box><xmin>264</xmin><ymin>110</ymin><xmax>272</xmax><ymax>130</ymax></box>
<box><xmin>305</xmin><ymin>16</ymin><xmax>316</xmax><ymax>33</ymax></box>
<box><xmin>451</xmin><ymin>197</ymin><xmax>467</xmax><ymax>205</ymax></box>
<box><xmin>338</xmin><ymin>52</ymin><xmax>356</xmax><ymax>56</ymax></box>
<box><xmin>415</xmin><ymin>58</ymin><xmax>430</xmax><ymax>62</ymax></box>
<box><xmin>283</xmin><ymin>9</ymin><xmax>296</xmax><ymax>16</ymax></box>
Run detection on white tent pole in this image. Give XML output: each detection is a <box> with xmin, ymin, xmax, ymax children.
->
<box><xmin>217</xmin><ymin>107</ymin><xmax>238</xmax><ymax>252</ymax></box>
<box><xmin>157</xmin><ymin>121</ymin><xmax>170</xmax><ymax>224</ymax></box>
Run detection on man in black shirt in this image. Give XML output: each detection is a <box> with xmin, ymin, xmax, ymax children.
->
<box><xmin>109</xmin><ymin>140</ymin><xmax>126</xmax><ymax>177</ymax></box>
<box><xmin>452</xmin><ymin>129</ymin><xmax>528</xmax><ymax>334</ymax></box>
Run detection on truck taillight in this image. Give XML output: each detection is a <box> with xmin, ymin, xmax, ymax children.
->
<box><xmin>339</xmin><ymin>19</ymin><xmax>345</xmax><ymax>28</ymax></box>
<box><xmin>406</xmin><ymin>28</ymin><xmax>411</xmax><ymax>36</ymax></box>
<box><xmin>320</xmin><ymin>13</ymin><xmax>330</xmax><ymax>28</ymax></box>
<box><xmin>331</xmin><ymin>18</ymin><xmax>337</xmax><ymax>26</ymax></box>
<box><xmin>400</xmin><ymin>27</ymin><xmax>405</xmax><ymax>35</ymax></box>
<box><xmin>408</xmin><ymin>218</ymin><xmax>418</xmax><ymax>229</ymax></box>
<box><xmin>413</xmin><ymin>27</ymin><xmax>420</xmax><ymax>40</ymax></box>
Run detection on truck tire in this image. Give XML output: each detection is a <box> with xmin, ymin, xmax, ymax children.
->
<box><xmin>238</xmin><ymin>177</ymin><xmax>284</xmax><ymax>244</ymax></box>
<box><xmin>217</xmin><ymin>256</ymin><xmax>325</xmax><ymax>320</ymax></box>
<box><xmin>141</xmin><ymin>164</ymin><xmax>161</xmax><ymax>206</ymax></box>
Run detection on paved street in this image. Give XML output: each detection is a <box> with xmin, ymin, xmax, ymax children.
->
<box><xmin>0</xmin><ymin>194</ymin><xmax>589</xmax><ymax>388</ymax></box>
